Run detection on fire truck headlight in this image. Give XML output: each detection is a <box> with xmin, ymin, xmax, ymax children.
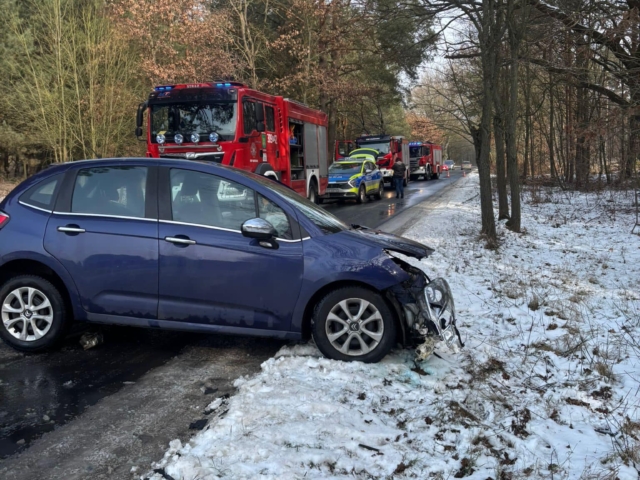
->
<box><xmin>174</xmin><ymin>133</ymin><xmax>184</xmax><ymax>145</ymax></box>
<box><xmin>209</xmin><ymin>132</ymin><xmax>219</xmax><ymax>143</ymax></box>
<box><xmin>190</xmin><ymin>133</ymin><xmax>200</xmax><ymax>143</ymax></box>
<box><xmin>156</xmin><ymin>134</ymin><xmax>166</xmax><ymax>145</ymax></box>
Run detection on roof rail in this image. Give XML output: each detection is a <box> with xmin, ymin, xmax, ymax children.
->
<box><xmin>284</xmin><ymin>98</ymin><xmax>310</xmax><ymax>108</ymax></box>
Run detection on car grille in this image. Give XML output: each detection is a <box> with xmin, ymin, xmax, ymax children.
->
<box><xmin>328</xmin><ymin>182</ymin><xmax>351</xmax><ymax>189</ymax></box>
<box><xmin>160</xmin><ymin>153</ymin><xmax>224</xmax><ymax>163</ymax></box>
<box><xmin>410</xmin><ymin>158</ymin><xmax>420</xmax><ymax>169</ymax></box>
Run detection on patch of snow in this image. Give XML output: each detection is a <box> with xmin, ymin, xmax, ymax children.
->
<box><xmin>148</xmin><ymin>174</ymin><xmax>640</xmax><ymax>479</ymax></box>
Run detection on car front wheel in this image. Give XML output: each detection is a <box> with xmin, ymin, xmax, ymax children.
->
<box><xmin>0</xmin><ymin>275</ymin><xmax>68</xmax><ymax>352</ymax></box>
<box><xmin>312</xmin><ymin>287</ymin><xmax>396</xmax><ymax>363</ymax></box>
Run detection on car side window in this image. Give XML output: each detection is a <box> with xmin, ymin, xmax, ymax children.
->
<box><xmin>20</xmin><ymin>173</ymin><xmax>64</xmax><ymax>210</ymax></box>
<box><xmin>258</xmin><ymin>194</ymin><xmax>292</xmax><ymax>239</ymax></box>
<box><xmin>243</xmin><ymin>101</ymin><xmax>256</xmax><ymax>135</ymax></box>
<box><xmin>71</xmin><ymin>167</ymin><xmax>147</xmax><ymax>218</ymax></box>
<box><xmin>170</xmin><ymin>169</ymin><xmax>256</xmax><ymax>231</ymax></box>
<box><xmin>265</xmin><ymin>106</ymin><xmax>275</xmax><ymax>132</ymax></box>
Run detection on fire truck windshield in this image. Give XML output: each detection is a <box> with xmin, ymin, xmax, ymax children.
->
<box><xmin>356</xmin><ymin>141</ymin><xmax>390</xmax><ymax>154</ymax></box>
<box><xmin>151</xmin><ymin>103</ymin><xmax>237</xmax><ymax>142</ymax></box>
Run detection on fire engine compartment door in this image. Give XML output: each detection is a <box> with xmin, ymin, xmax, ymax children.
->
<box><xmin>317</xmin><ymin>125</ymin><xmax>328</xmax><ymax>177</ymax></box>
<box><xmin>304</xmin><ymin>123</ymin><xmax>319</xmax><ymax>192</ymax></box>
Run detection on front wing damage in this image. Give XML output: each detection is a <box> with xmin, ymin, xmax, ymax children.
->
<box><xmin>385</xmin><ymin>254</ymin><xmax>464</xmax><ymax>360</ymax></box>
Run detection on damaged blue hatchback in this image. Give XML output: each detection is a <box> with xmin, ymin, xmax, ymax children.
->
<box><xmin>0</xmin><ymin>158</ymin><xmax>462</xmax><ymax>363</ymax></box>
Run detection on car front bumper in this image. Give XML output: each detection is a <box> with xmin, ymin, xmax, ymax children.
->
<box><xmin>380</xmin><ymin>169</ymin><xmax>394</xmax><ymax>181</ymax></box>
<box><xmin>323</xmin><ymin>184</ymin><xmax>358</xmax><ymax>198</ymax></box>
<box><xmin>386</xmin><ymin>255</ymin><xmax>463</xmax><ymax>360</ymax></box>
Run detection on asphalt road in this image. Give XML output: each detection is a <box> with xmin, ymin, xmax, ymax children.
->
<box><xmin>0</xmin><ymin>169</ymin><xmax>466</xmax><ymax>479</ymax></box>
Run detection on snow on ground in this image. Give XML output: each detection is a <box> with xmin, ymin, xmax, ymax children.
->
<box><xmin>148</xmin><ymin>174</ymin><xmax>640</xmax><ymax>480</ymax></box>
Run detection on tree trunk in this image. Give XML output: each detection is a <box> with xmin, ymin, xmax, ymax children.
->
<box><xmin>505</xmin><ymin>13</ymin><xmax>522</xmax><ymax>232</ymax></box>
<box><xmin>493</xmin><ymin>112</ymin><xmax>509</xmax><ymax>219</ymax></box>
<box><xmin>478</xmin><ymin>53</ymin><xmax>497</xmax><ymax>242</ymax></box>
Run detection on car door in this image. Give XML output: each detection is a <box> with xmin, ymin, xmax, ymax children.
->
<box><xmin>43</xmin><ymin>163</ymin><xmax>159</xmax><ymax>319</ymax></box>
<box><xmin>157</xmin><ymin>166</ymin><xmax>304</xmax><ymax>332</ymax></box>
<box><xmin>363</xmin><ymin>161</ymin><xmax>375</xmax><ymax>193</ymax></box>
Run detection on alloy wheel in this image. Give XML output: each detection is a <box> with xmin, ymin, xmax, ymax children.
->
<box><xmin>1</xmin><ymin>287</ymin><xmax>53</xmax><ymax>342</ymax></box>
<box><xmin>325</xmin><ymin>298</ymin><xmax>384</xmax><ymax>356</ymax></box>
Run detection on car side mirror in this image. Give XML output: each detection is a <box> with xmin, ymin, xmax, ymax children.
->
<box><xmin>256</xmin><ymin>121</ymin><xmax>265</xmax><ymax>133</ymax></box>
<box><xmin>241</xmin><ymin>218</ymin><xmax>277</xmax><ymax>240</ymax></box>
<box><xmin>135</xmin><ymin>126</ymin><xmax>143</xmax><ymax>138</ymax></box>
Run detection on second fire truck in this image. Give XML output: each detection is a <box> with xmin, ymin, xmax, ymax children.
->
<box><xmin>136</xmin><ymin>81</ymin><xmax>330</xmax><ymax>202</ymax></box>
<box><xmin>408</xmin><ymin>141</ymin><xmax>443</xmax><ymax>180</ymax></box>
<box><xmin>347</xmin><ymin>135</ymin><xmax>410</xmax><ymax>187</ymax></box>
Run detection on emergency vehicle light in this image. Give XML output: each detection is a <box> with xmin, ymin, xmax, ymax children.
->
<box><xmin>154</xmin><ymin>85</ymin><xmax>173</xmax><ymax>91</ymax></box>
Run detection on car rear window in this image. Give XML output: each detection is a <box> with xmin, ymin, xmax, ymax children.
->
<box><xmin>19</xmin><ymin>174</ymin><xmax>64</xmax><ymax>211</ymax></box>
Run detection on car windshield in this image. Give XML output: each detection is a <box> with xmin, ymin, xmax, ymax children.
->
<box><xmin>445</xmin><ymin>160</ymin><xmax>454</xmax><ymax>166</ymax></box>
<box><xmin>329</xmin><ymin>162</ymin><xmax>362</xmax><ymax>175</ymax></box>
<box><xmin>229</xmin><ymin>169</ymin><xmax>350</xmax><ymax>235</ymax></box>
<box><xmin>151</xmin><ymin>103</ymin><xmax>237</xmax><ymax>142</ymax></box>
<box><xmin>356</xmin><ymin>141</ymin><xmax>390</xmax><ymax>154</ymax></box>
<box><xmin>409</xmin><ymin>147</ymin><xmax>421</xmax><ymax>157</ymax></box>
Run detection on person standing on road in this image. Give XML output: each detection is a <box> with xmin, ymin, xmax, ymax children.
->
<box><xmin>392</xmin><ymin>157</ymin><xmax>407</xmax><ymax>199</ymax></box>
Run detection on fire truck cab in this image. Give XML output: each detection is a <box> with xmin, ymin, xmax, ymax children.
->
<box><xmin>409</xmin><ymin>141</ymin><xmax>443</xmax><ymax>181</ymax></box>
<box><xmin>136</xmin><ymin>82</ymin><xmax>330</xmax><ymax>202</ymax></box>
<box><xmin>351</xmin><ymin>135</ymin><xmax>409</xmax><ymax>186</ymax></box>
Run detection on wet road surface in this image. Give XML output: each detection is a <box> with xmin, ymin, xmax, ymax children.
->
<box><xmin>323</xmin><ymin>171</ymin><xmax>461</xmax><ymax>229</ymax></box>
<box><xmin>0</xmin><ymin>169</ymin><xmax>464</xmax><ymax>477</ymax></box>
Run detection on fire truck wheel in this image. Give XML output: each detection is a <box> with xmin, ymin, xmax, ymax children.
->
<box><xmin>356</xmin><ymin>185</ymin><xmax>366</xmax><ymax>204</ymax></box>
<box><xmin>432</xmin><ymin>169</ymin><xmax>440</xmax><ymax>180</ymax></box>
<box><xmin>255</xmin><ymin>164</ymin><xmax>278</xmax><ymax>180</ymax></box>
<box><xmin>308</xmin><ymin>180</ymin><xmax>319</xmax><ymax>204</ymax></box>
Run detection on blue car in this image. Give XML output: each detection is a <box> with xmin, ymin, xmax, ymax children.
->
<box><xmin>0</xmin><ymin>158</ymin><xmax>462</xmax><ymax>363</ymax></box>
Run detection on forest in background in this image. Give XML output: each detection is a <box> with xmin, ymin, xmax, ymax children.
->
<box><xmin>0</xmin><ymin>0</ymin><xmax>439</xmax><ymax>173</ymax></box>
<box><xmin>0</xmin><ymin>0</ymin><xmax>638</xmax><ymax>243</ymax></box>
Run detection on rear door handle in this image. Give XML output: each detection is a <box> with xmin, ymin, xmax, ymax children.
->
<box><xmin>164</xmin><ymin>236</ymin><xmax>196</xmax><ymax>245</ymax></box>
<box><xmin>58</xmin><ymin>225</ymin><xmax>85</xmax><ymax>233</ymax></box>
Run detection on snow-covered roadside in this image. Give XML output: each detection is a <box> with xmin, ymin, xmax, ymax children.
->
<box><xmin>148</xmin><ymin>174</ymin><xmax>640</xmax><ymax>480</ymax></box>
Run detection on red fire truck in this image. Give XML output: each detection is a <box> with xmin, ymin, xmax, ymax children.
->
<box><xmin>408</xmin><ymin>141</ymin><xmax>443</xmax><ymax>180</ymax></box>
<box><xmin>136</xmin><ymin>81</ymin><xmax>330</xmax><ymax>202</ymax></box>
<box><xmin>348</xmin><ymin>135</ymin><xmax>410</xmax><ymax>186</ymax></box>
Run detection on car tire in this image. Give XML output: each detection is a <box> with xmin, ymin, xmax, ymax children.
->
<box><xmin>0</xmin><ymin>275</ymin><xmax>68</xmax><ymax>352</ymax></box>
<box><xmin>356</xmin><ymin>185</ymin><xmax>366</xmax><ymax>204</ymax></box>
<box><xmin>312</xmin><ymin>287</ymin><xmax>396</xmax><ymax>363</ymax></box>
<box><xmin>374</xmin><ymin>181</ymin><xmax>383</xmax><ymax>200</ymax></box>
<box><xmin>432</xmin><ymin>169</ymin><xmax>440</xmax><ymax>180</ymax></box>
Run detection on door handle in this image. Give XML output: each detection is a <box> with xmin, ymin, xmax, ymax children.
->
<box><xmin>58</xmin><ymin>225</ymin><xmax>85</xmax><ymax>233</ymax></box>
<box><xmin>164</xmin><ymin>236</ymin><xmax>196</xmax><ymax>245</ymax></box>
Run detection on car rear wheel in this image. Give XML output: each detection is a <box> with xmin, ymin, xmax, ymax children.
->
<box><xmin>312</xmin><ymin>287</ymin><xmax>396</xmax><ymax>363</ymax></box>
<box><xmin>356</xmin><ymin>185</ymin><xmax>366</xmax><ymax>204</ymax></box>
<box><xmin>0</xmin><ymin>275</ymin><xmax>68</xmax><ymax>352</ymax></box>
<box><xmin>374</xmin><ymin>181</ymin><xmax>383</xmax><ymax>200</ymax></box>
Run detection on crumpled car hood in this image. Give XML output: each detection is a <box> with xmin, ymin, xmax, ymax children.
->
<box><xmin>350</xmin><ymin>229</ymin><xmax>435</xmax><ymax>259</ymax></box>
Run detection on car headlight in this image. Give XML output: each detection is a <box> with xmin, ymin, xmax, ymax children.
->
<box><xmin>348</xmin><ymin>178</ymin><xmax>358</xmax><ymax>188</ymax></box>
<box><xmin>209</xmin><ymin>132</ymin><xmax>219</xmax><ymax>143</ymax></box>
<box><xmin>156</xmin><ymin>134</ymin><xmax>165</xmax><ymax>144</ymax></box>
<box><xmin>174</xmin><ymin>133</ymin><xmax>184</xmax><ymax>145</ymax></box>
<box><xmin>190</xmin><ymin>133</ymin><xmax>200</xmax><ymax>143</ymax></box>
